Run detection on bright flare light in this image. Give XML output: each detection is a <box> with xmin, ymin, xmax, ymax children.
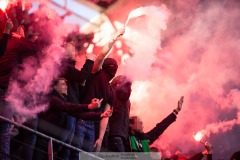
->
<box><xmin>193</xmin><ymin>132</ymin><xmax>204</xmax><ymax>142</ymax></box>
<box><xmin>0</xmin><ymin>0</ymin><xmax>8</xmax><ymax>12</ymax></box>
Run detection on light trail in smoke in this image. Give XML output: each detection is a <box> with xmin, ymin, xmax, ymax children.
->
<box><xmin>125</xmin><ymin>7</ymin><xmax>144</xmax><ymax>27</ymax></box>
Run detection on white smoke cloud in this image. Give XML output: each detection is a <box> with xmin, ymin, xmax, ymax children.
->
<box><xmin>114</xmin><ymin>0</ymin><xmax>240</xmax><ymax>158</ymax></box>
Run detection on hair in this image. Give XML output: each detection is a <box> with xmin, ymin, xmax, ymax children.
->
<box><xmin>51</xmin><ymin>77</ymin><xmax>67</xmax><ymax>87</ymax></box>
<box><xmin>230</xmin><ymin>151</ymin><xmax>240</xmax><ymax>160</ymax></box>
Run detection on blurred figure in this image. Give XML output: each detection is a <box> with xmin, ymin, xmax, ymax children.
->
<box><xmin>0</xmin><ymin>21</ymin><xmax>38</xmax><ymax>160</ymax></box>
<box><xmin>108</xmin><ymin>75</ymin><xmax>132</xmax><ymax>152</ymax></box>
<box><xmin>150</xmin><ymin>146</ymin><xmax>162</xmax><ymax>160</ymax></box>
<box><xmin>71</xmin><ymin>28</ymin><xmax>125</xmax><ymax>159</ymax></box>
<box><xmin>129</xmin><ymin>97</ymin><xmax>184</xmax><ymax>153</ymax></box>
<box><xmin>230</xmin><ymin>151</ymin><xmax>240</xmax><ymax>160</ymax></box>
<box><xmin>0</xmin><ymin>19</ymin><xmax>13</xmax><ymax>58</ymax></box>
<box><xmin>34</xmin><ymin>77</ymin><xmax>110</xmax><ymax>160</ymax></box>
<box><xmin>186</xmin><ymin>142</ymin><xmax>213</xmax><ymax>160</ymax></box>
<box><xmin>53</xmin><ymin>38</ymin><xmax>96</xmax><ymax>160</ymax></box>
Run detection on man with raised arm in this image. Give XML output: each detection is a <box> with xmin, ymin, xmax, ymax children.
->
<box><xmin>71</xmin><ymin>28</ymin><xmax>125</xmax><ymax>159</ymax></box>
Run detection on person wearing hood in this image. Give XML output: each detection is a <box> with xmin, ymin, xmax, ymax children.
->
<box><xmin>71</xmin><ymin>28</ymin><xmax>125</xmax><ymax>159</ymax></box>
<box><xmin>108</xmin><ymin>75</ymin><xmax>132</xmax><ymax>152</ymax></box>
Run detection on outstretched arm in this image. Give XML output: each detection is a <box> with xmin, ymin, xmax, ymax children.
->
<box><xmin>188</xmin><ymin>141</ymin><xmax>213</xmax><ymax>160</ymax></box>
<box><xmin>49</xmin><ymin>96</ymin><xmax>102</xmax><ymax>114</ymax></box>
<box><xmin>173</xmin><ymin>96</ymin><xmax>184</xmax><ymax>115</ymax></box>
<box><xmin>146</xmin><ymin>96</ymin><xmax>184</xmax><ymax>144</ymax></box>
<box><xmin>92</xmin><ymin>28</ymin><xmax>125</xmax><ymax>73</ymax></box>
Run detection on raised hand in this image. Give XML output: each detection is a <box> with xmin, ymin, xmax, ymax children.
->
<box><xmin>4</xmin><ymin>19</ymin><xmax>13</xmax><ymax>34</ymax></box>
<box><xmin>204</xmin><ymin>141</ymin><xmax>213</xmax><ymax>154</ymax></box>
<box><xmin>86</xmin><ymin>52</ymin><xmax>96</xmax><ymax>61</ymax></box>
<box><xmin>88</xmin><ymin>98</ymin><xmax>103</xmax><ymax>109</ymax></box>
<box><xmin>101</xmin><ymin>109</ymin><xmax>113</xmax><ymax>118</ymax></box>
<box><xmin>177</xmin><ymin>96</ymin><xmax>184</xmax><ymax>112</ymax></box>
<box><xmin>113</xmin><ymin>28</ymin><xmax>125</xmax><ymax>41</ymax></box>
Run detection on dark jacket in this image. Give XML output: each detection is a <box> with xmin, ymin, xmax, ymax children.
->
<box><xmin>39</xmin><ymin>89</ymin><xmax>102</xmax><ymax>125</ymax></box>
<box><xmin>146</xmin><ymin>112</ymin><xmax>177</xmax><ymax>144</ymax></box>
<box><xmin>129</xmin><ymin>112</ymin><xmax>177</xmax><ymax>152</ymax></box>
<box><xmin>0</xmin><ymin>33</ymin><xmax>10</xmax><ymax>58</ymax></box>
<box><xmin>38</xmin><ymin>89</ymin><xmax>102</xmax><ymax>138</ymax></box>
<box><xmin>0</xmin><ymin>36</ymin><xmax>37</xmax><ymax>91</ymax></box>
<box><xmin>109</xmin><ymin>75</ymin><xmax>132</xmax><ymax>140</ymax></box>
<box><xmin>61</xmin><ymin>59</ymin><xmax>94</xmax><ymax>104</ymax></box>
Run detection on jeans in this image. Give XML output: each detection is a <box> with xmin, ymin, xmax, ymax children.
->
<box><xmin>71</xmin><ymin>119</ymin><xmax>95</xmax><ymax>160</ymax></box>
<box><xmin>11</xmin><ymin>118</ymin><xmax>38</xmax><ymax>160</ymax></box>
<box><xmin>57</xmin><ymin>115</ymin><xmax>76</xmax><ymax>160</ymax></box>
<box><xmin>108</xmin><ymin>136</ymin><xmax>126</xmax><ymax>152</ymax></box>
<box><xmin>0</xmin><ymin>90</ymin><xmax>13</xmax><ymax>160</ymax></box>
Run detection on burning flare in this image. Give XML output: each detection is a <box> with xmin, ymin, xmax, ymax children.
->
<box><xmin>193</xmin><ymin>131</ymin><xmax>204</xmax><ymax>142</ymax></box>
<box><xmin>0</xmin><ymin>0</ymin><xmax>8</xmax><ymax>12</ymax></box>
<box><xmin>0</xmin><ymin>0</ymin><xmax>9</xmax><ymax>18</ymax></box>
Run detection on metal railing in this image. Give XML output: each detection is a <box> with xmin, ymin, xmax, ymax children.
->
<box><xmin>0</xmin><ymin>115</ymin><xmax>103</xmax><ymax>160</ymax></box>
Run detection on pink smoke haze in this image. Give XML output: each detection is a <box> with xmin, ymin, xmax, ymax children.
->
<box><xmin>2</xmin><ymin>0</ymin><xmax>240</xmax><ymax>159</ymax></box>
<box><xmin>5</xmin><ymin>0</ymin><xmax>76</xmax><ymax>123</ymax></box>
<box><xmin>107</xmin><ymin>0</ymin><xmax>240</xmax><ymax>158</ymax></box>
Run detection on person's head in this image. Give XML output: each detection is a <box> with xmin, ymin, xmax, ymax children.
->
<box><xmin>102</xmin><ymin>58</ymin><xmax>118</xmax><ymax>81</ymax></box>
<box><xmin>129</xmin><ymin>116</ymin><xmax>143</xmax><ymax>132</ymax></box>
<box><xmin>150</xmin><ymin>146</ymin><xmax>162</xmax><ymax>160</ymax></box>
<box><xmin>230</xmin><ymin>151</ymin><xmax>240</xmax><ymax>160</ymax></box>
<box><xmin>52</xmin><ymin>78</ymin><xmax>68</xmax><ymax>96</ymax></box>
<box><xmin>111</xmin><ymin>75</ymin><xmax>132</xmax><ymax>101</ymax></box>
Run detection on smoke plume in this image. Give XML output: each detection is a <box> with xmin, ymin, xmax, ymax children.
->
<box><xmin>112</xmin><ymin>0</ymin><xmax>240</xmax><ymax>159</ymax></box>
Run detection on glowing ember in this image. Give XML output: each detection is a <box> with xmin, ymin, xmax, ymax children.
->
<box><xmin>0</xmin><ymin>0</ymin><xmax>8</xmax><ymax>12</ymax></box>
<box><xmin>125</xmin><ymin>7</ymin><xmax>145</xmax><ymax>26</ymax></box>
<box><xmin>193</xmin><ymin>132</ymin><xmax>203</xmax><ymax>142</ymax></box>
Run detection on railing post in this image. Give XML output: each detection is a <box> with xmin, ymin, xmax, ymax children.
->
<box><xmin>48</xmin><ymin>138</ymin><xmax>53</xmax><ymax>160</ymax></box>
<box><xmin>0</xmin><ymin>115</ymin><xmax>103</xmax><ymax>160</ymax></box>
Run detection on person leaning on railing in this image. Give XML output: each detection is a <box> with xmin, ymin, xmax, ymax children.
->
<box><xmin>34</xmin><ymin>77</ymin><xmax>112</xmax><ymax>160</ymax></box>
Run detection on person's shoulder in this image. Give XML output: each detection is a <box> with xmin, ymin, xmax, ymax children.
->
<box><xmin>93</xmin><ymin>69</ymin><xmax>104</xmax><ymax>75</ymax></box>
<box><xmin>91</xmin><ymin>69</ymin><xmax>105</xmax><ymax>79</ymax></box>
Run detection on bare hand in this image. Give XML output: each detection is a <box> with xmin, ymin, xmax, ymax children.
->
<box><xmin>88</xmin><ymin>98</ymin><xmax>103</xmax><ymax>109</ymax></box>
<box><xmin>4</xmin><ymin>19</ymin><xmax>13</xmax><ymax>34</ymax></box>
<box><xmin>6</xmin><ymin>19</ymin><xmax>13</xmax><ymax>31</ymax></box>
<box><xmin>17</xmin><ymin>25</ymin><xmax>25</xmax><ymax>38</ymax></box>
<box><xmin>86</xmin><ymin>53</ymin><xmax>96</xmax><ymax>61</ymax></box>
<box><xmin>94</xmin><ymin>138</ymin><xmax>102</xmax><ymax>152</ymax></box>
<box><xmin>204</xmin><ymin>142</ymin><xmax>213</xmax><ymax>154</ymax></box>
<box><xmin>101</xmin><ymin>109</ymin><xmax>113</xmax><ymax>118</ymax></box>
<box><xmin>11</xmin><ymin>32</ymin><xmax>22</xmax><ymax>39</ymax></box>
<box><xmin>113</xmin><ymin>28</ymin><xmax>125</xmax><ymax>40</ymax></box>
<box><xmin>177</xmin><ymin>96</ymin><xmax>184</xmax><ymax>112</ymax></box>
